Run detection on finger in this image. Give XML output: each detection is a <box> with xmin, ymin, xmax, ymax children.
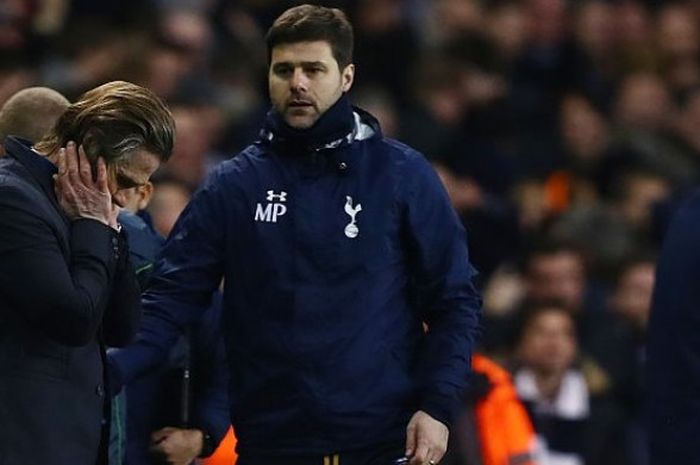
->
<box><xmin>56</xmin><ymin>148</ymin><xmax>67</xmax><ymax>176</ymax></box>
<box><xmin>96</xmin><ymin>157</ymin><xmax>109</xmax><ymax>193</ymax></box>
<box><xmin>78</xmin><ymin>145</ymin><xmax>94</xmax><ymax>186</ymax></box>
<box><xmin>405</xmin><ymin>422</ymin><xmax>417</xmax><ymax>458</ymax></box>
<box><xmin>432</xmin><ymin>442</ymin><xmax>447</xmax><ymax>463</ymax></box>
<box><xmin>65</xmin><ymin>141</ymin><xmax>82</xmax><ymax>186</ymax></box>
<box><xmin>54</xmin><ymin>166</ymin><xmax>76</xmax><ymax>204</ymax></box>
<box><xmin>409</xmin><ymin>441</ymin><xmax>430</xmax><ymax>465</ymax></box>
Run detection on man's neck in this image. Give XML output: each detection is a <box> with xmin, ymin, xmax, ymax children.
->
<box><xmin>533</xmin><ymin>370</ymin><xmax>565</xmax><ymax>401</ymax></box>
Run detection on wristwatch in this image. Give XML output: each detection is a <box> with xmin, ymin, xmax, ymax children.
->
<box><xmin>197</xmin><ymin>429</ymin><xmax>217</xmax><ymax>458</ymax></box>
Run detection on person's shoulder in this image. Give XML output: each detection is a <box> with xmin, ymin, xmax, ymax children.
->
<box><xmin>0</xmin><ymin>158</ymin><xmax>36</xmax><ymax>200</ymax></box>
<box><xmin>210</xmin><ymin>144</ymin><xmax>269</xmax><ymax>179</ymax></box>
<box><xmin>368</xmin><ymin>137</ymin><xmax>429</xmax><ymax>171</ymax></box>
<box><xmin>666</xmin><ymin>188</ymin><xmax>700</xmax><ymax>228</ymax></box>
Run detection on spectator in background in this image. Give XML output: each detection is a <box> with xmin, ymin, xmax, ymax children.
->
<box><xmin>350</xmin><ymin>0</ymin><xmax>417</xmax><ymax>106</ymax></box>
<box><xmin>523</xmin><ymin>242</ymin><xmax>589</xmax><ymax>315</ymax></box>
<box><xmin>444</xmin><ymin>353</ymin><xmax>538</xmax><ymax>465</ymax></box>
<box><xmin>571</xmin><ymin>0</ymin><xmax>617</xmax><ymax>109</ymax></box>
<box><xmin>614</xmin><ymin>0</ymin><xmax>656</xmax><ymax>73</ymax></box>
<box><xmin>0</xmin><ymin>86</ymin><xmax>69</xmax><ymax>155</ymax></box>
<box><xmin>607</xmin><ymin>254</ymin><xmax>655</xmax><ymax>465</ymax></box>
<box><xmin>158</xmin><ymin>104</ymin><xmax>223</xmax><ymax>190</ymax></box>
<box><xmin>147</xmin><ymin>176</ymin><xmax>193</xmax><ymax>238</ymax></box>
<box><xmin>604</xmin><ymin>72</ymin><xmax>696</xmax><ymax>190</ymax></box>
<box><xmin>655</xmin><ymin>2</ymin><xmax>700</xmax><ymax>98</ymax></box>
<box><xmin>485</xmin><ymin>0</ymin><xmax>527</xmax><ymax>68</ymax></box>
<box><xmin>0</xmin><ymin>80</ymin><xmax>174</xmax><ymax>465</ymax></box>
<box><xmin>513</xmin><ymin>303</ymin><xmax>627</xmax><ymax>465</ymax></box>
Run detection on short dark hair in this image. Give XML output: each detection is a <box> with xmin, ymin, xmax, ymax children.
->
<box><xmin>0</xmin><ymin>87</ymin><xmax>69</xmax><ymax>145</ymax></box>
<box><xmin>265</xmin><ymin>4</ymin><xmax>354</xmax><ymax>69</ymax></box>
<box><xmin>513</xmin><ymin>300</ymin><xmax>575</xmax><ymax>347</ymax></box>
<box><xmin>34</xmin><ymin>81</ymin><xmax>175</xmax><ymax>166</ymax></box>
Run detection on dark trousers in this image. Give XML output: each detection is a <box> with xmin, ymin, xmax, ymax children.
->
<box><xmin>237</xmin><ymin>441</ymin><xmax>406</xmax><ymax>465</ymax></box>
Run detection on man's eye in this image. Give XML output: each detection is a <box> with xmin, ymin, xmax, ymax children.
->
<box><xmin>116</xmin><ymin>173</ymin><xmax>141</xmax><ymax>189</ymax></box>
<box><xmin>275</xmin><ymin>67</ymin><xmax>293</xmax><ymax>76</ymax></box>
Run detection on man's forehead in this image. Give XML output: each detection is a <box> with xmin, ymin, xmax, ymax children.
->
<box><xmin>270</xmin><ymin>41</ymin><xmax>336</xmax><ymax>64</ymax></box>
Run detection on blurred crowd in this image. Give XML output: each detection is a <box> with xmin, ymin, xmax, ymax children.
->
<box><xmin>2</xmin><ymin>0</ymin><xmax>696</xmax><ymax>463</ymax></box>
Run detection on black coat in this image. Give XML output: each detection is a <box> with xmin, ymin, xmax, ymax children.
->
<box><xmin>0</xmin><ymin>137</ymin><xmax>141</xmax><ymax>465</ymax></box>
<box><xmin>648</xmin><ymin>187</ymin><xmax>700</xmax><ymax>464</ymax></box>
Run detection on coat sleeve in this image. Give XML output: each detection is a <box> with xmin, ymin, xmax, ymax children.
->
<box><xmin>101</xmin><ymin>228</ymin><xmax>142</xmax><ymax>347</ymax></box>
<box><xmin>0</xmin><ymin>187</ymin><xmax>120</xmax><ymax>346</ymax></box>
<box><xmin>109</xmin><ymin>171</ymin><xmax>227</xmax><ymax>386</ymax></box>
<box><xmin>191</xmin><ymin>295</ymin><xmax>231</xmax><ymax>454</ymax></box>
<box><xmin>400</xmin><ymin>151</ymin><xmax>482</xmax><ymax>428</ymax></box>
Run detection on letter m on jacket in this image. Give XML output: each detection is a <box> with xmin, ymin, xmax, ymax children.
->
<box><xmin>255</xmin><ymin>202</ymin><xmax>286</xmax><ymax>223</ymax></box>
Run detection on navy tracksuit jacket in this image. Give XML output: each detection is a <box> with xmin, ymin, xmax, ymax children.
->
<box><xmin>112</xmin><ymin>96</ymin><xmax>482</xmax><ymax>455</ymax></box>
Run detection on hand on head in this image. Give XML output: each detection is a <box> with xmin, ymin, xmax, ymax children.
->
<box><xmin>53</xmin><ymin>141</ymin><xmax>119</xmax><ymax>230</ymax></box>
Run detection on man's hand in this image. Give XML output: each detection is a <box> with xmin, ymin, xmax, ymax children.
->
<box><xmin>149</xmin><ymin>427</ymin><xmax>203</xmax><ymax>465</ymax></box>
<box><xmin>405</xmin><ymin>410</ymin><xmax>449</xmax><ymax>465</ymax></box>
<box><xmin>54</xmin><ymin>141</ymin><xmax>118</xmax><ymax>229</ymax></box>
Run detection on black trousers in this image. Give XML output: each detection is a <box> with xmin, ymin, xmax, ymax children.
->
<box><xmin>237</xmin><ymin>441</ymin><xmax>407</xmax><ymax>465</ymax></box>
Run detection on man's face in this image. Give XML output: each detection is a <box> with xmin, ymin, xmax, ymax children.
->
<box><xmin>527</xmin><ymin>251</ymin><xmax>586</xmax><ymax>312</ymax></box>
<box><xmin>110</xmin><ymin>148</ymin><xmax>160</xmax><ymax>209</ymax></box>
<box><xmin>518</xmin><ymin>309</ymin><xmax>577</xmax><ymax>376</ymax></box>
<box><xmin>269</xmin><ymin>40</ymin><xmax>354</xmax><ymax>129</ymax></box>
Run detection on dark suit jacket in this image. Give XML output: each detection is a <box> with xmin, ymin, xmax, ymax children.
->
<box><xmin>0</xmin><ymin>137</ymin><xmax>141</xmax><ymax>465</ymax></box>
<box><xmin>648</xmin><ymin>187</ymin><xmax>700</xmax><ymax>464</ymax></box>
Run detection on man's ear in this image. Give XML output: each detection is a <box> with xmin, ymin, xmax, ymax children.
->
<box><xmin>341</xmin><ymin>64</ymin><xmax>355</xmax><ymax>93</ymax></box>
<box><xmin>137</xmin><ymin>182</ymin><xmax>155</xmax><ymax>211</ymax></box>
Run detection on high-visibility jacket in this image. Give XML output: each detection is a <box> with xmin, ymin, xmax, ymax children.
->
<box><xmin>472</xmin><ymin>354</ymin><xmax>538</xmax><ymax>465</ymax></box>
<box><xmin>202</xmin><ymin>427</ymin><xmax>238</xmax><ymax>465</ymax></box>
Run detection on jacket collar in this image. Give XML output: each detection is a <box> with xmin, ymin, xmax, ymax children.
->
<box><xmin>4</xmin><ymin>136</ymin><xmax>58</xmax><ymax>201</ymax></box>
<box><xmin>257</xmin><ymin>94</ymin><xmax>381</xmax><ymax>156</ymax></box>
<box><xmin>4</xmin><ymin>136</ymin><xmax>66</xmax><ymax>221</ymax></box>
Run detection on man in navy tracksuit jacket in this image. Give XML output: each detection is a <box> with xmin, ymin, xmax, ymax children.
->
<box><xmin>110</xmin><ymin>5</ymin><xmax>481</xmax><ymax>465</ymax></box>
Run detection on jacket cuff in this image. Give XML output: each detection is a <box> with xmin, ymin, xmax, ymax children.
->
<box><xmin>196</xmin><ymin>429</ymin><xmax>217</xmax><ymax>458</ymax></box>
<box><xmin>105</xmin><ymin>352</ymin><xmax>124</xmax><ymax>396</ymax></box>
<box><xmin>70</xmin><ymin>218</ymin><xmax>120</xmax><ymax>272</ymax></box>
<box><xmin>419</xmin><ymin>391</ymin><xmax>460</xmax><ymax>429</ymax></box>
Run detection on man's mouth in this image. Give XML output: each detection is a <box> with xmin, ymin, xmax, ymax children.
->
<box><xmin>288</xmin><ymin>100</ymin><xmax>314</xmax><ymax>108</ymax></box>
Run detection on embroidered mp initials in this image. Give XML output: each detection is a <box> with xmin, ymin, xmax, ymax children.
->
<box><xmin>255</xmin><ymin>190</ymin><xmax>287</xmax><ymax>223</ymax></box>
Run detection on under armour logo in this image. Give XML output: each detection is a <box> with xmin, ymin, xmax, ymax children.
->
<box><xmin>256</xmin><ymin>190</ymin><xmax>288</xmax><ymax>223</ymax></box>
<box><xmin>344</xmin><ymin>196</ymin><xmax>362</xmax><ymax>238</ymax></box>
<box><xmin>267</xmin><ymin>190</ymin><xmax>287</xmax><ymax>202</ymax></box>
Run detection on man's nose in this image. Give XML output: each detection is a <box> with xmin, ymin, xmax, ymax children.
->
<box><xmin>112</xmin><ymin>190</ymin><xmax>126</xmax><ymax>208</ymax></box>
<box><xmin>290</xmin><ymin>68</ymin><xmax>308</xmax><ymax>92</ymax></box>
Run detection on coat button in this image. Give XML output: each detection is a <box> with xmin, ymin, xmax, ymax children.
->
<box><xmin>338</xmin><ymin>162</ymin><xmax>348</xmax><ymax>171</ymax></box>
<box><xmin>95</xmin><ymin>384</ymin><xmax>105</xmax><ymax>397</ymax></box>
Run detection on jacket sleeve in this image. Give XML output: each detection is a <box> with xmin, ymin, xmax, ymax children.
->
<box><xmin>0</xmin><ymin>189</ymin><xmax>120</xmax><ymax>347</ymax></box>
<box><xmin>109</xmin><ymin>172</ymin><xmax>227</xmax><ymax>386</ymax></box>
<box><xmin>400</xmin><ymin>152</ymin><xmax>482</xmax><ymax>428</ymax></box>
<box><xmin>101</xmin><ymin>228</ymin><xmax>142</xmax><ymax>347</ymax></box>
<box><xmin>192</xmin><ymin>297</ymin><xmax>231</xmax><ymax>454</ymax></box>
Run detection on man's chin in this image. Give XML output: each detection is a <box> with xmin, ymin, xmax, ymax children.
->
<box><xmin>284</xmin><ymin>114</ymin><xmax>317</xmax><ymax>129</ymax></box>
